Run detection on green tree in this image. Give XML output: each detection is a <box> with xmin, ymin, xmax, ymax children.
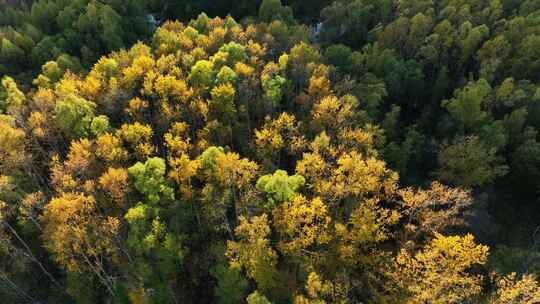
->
<box><xmin>128</xmin><ymin>157</ymin><xmax>175</xmax><ymax>205</ymax></box>
<box><xmin>324</xmin><ymin>44</ymin><xmax>353</xmax><ymax>74</ymax></box>
<box><xmin>247</xmin><ymin>291</ymin><xmax>273</xmax><ymax>304</ymax></box>
<box><xmin>259</xmin><ymin>0</ymin><xmax>295</xmax><ymax>25</ymax></box>
<box><xmin>90</xmin><ymin>115</ymin><xmax>111</xmax><ymax>137</ymax></box>
<box><xmin>437</xmin><ymin>136</ymin><xmax>508</xmax><ymax>187</ymax></box>
<box><xmin>442</xmin><ymin>79</ymin><xmax>492</xmax><ymax>133</ymax></box>
<box><xmin>54</xmin><ymin>95</ymin><xmax>96</xmax><ymax>138</ymax></box>
<box><xmin>0</xmin><ymin>38</ymin><xmax>25</xmax><ymax>64</ymax></box>
<box><xmin>211</xmin><ymin>264</ymin><xmax>249</xmax><ymax>304</ymax></box>
<box><xmin>1</xmin><ymin>76</ymin><xmax>25</xmax><ymax>114</ymax></box>
<box><xmin>256</xmin><ymin>170</ymin><xmax>305</xmax><ymax>208</ymax></box>
<box><xmin>189</xmin><ymin>59</ymin><xmax>214</xmax><ymax>89</ymax></box>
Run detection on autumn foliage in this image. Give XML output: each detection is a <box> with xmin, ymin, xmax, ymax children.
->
<box><xmin>1</xmin><ymin>1</ymin><xmax>540</xmax><ymax>303</ymax></box>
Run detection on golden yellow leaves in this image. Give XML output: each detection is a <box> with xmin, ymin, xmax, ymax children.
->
<box><xmin>297</xmin><ymin>146</ymin><xmax>398</xmax><ymax>204</ymax></box>
<box><xmin>227</xmin><ymin>214</ymin><xmax>277</xmax><ymax>292</ymax></box>
<box><xmin>41</xmin><ymin>193</ymin><xmax>120</xmax><ymax>272</ymax></box>
<box><xmin>164</xmin><ymin>122</ymin><xmax>200</xmax><ymax>198</ymax></box>
<box><xmin>208</xmin><ymin>24</ymin><xmax>227</xmax><ymax>44</ymax></box>
<box><xmin>54</xmin><ymin>73</ymin><xmax>82</xmax><ymax>98</ymax></box>
<box><xmin>311</xmin><ymin>95</ymin><xmax>357</xmax><ymax>133</ymax></box>
<box><xmin>255</xmin><ymin>113</ymin><xmax>305</xmax><ymax>169</ymax></box>
<box><xmin>31</xmin><ymin>87</ymin><xmax>56</xmax><ymax>112</ymax></box>
<box><xmin>98</xmin><ymin>167</ymin><xmax>129</xmax><ymax>208</ymax></box>
<box><xmin>307</xmin><ymin>72</ymin><xmax>332</xmax><ymax>102</ymax></box>
<box><xmin>0</xmin><ymin>115</ymin><xmax>26</xmax><ymax>172</ymax></box>
<box><xmin>492</xmin><ymin>272</ymin><xmax>540</xmax><ymax>304</ymax></box>
<box><xmin>295</xmin><ymin>152</ymin><xmax>328</xmax><ymax>191</ymax></box>
<box><xmin>212</xmin><ymin>151</ymin><xmax>259</xmax><ymax>189</ymax></box>
<box><xmin>96</xmin><ymin>132</ymin><xmax>129</xmax><ymax>164</ymax></box>
<box><xmin>80</xmin><ymin>74</ymin><xmax>102</xmax><ymax>101</ymax></box>
<box><xmin>293</xmin><ymin>272</ymin><xmax>334</xmax><ymax>304</ymax></box>
<box><xmin>256</xmin><ymin>127</ymin><xmax>284</xmax><ymax>151</ymax></box>
<box><xmin>27</xmin><ymin>111</ymin><xmax>48</xmax><ymax>138</ymax></box>
<box><xmin>273</xmin><ymin>195</ymin><xmax>331</xmax><ymax>255</ymax></box>
<box><xmin>337</xmin><ymin>127</ymin><xmax>378</xmax><ymax>156</ymax></box>
<box><xmin>235</xmin><ymin>62</ymin><xmax>255</xmax><ymax>77</ymax></box>
<box><xmin>124</xmin><ymin>97</ymin><xmax>149</xmax><ymax>121</ymax></box>
<box><xmin>399</xmin><ymin>182</ymin><xmax>473</xmax><ymax>240</ymax></box>
<box><xmin>395</xmin><ymin>233</ymin><xmax>489</xmax><ymax>304</ymax></box>
<box><xmin>164</xmin><ymin>122</ymin><xmax>191</xmax><ymax>157</ymax></box>
<box><xmin>64</xmin><ymin>139</ymin><xmax>95</xmax><ymax>173</ymax></box>
<box><xmin>168</xmin><ymin>154</ymin><xmax>199</xmax><ymax>199</ymax></box>
<box><xmin>50</xmin><ymin>139</ymin><xmax>97</xmax><ymax>193</ymax></box>
<box><xmin>336</xmin><ymin>199</ymin><xmax>400</xmax><ymax>262</ymax></box>
<box><xmin>153</xmin><ymin>75</ymin><xmax>193</xmax><ymax>104</ymax></box>
<box><xmin>118</xmin><ymin>122</ymin><xmax>155</xmax><ymax>159</ymax></box>
<box><xmin>333</xmin><ymin>151</ymin><xmax>398</xmax><ymax>201</ymax></box>
<box><xmin>122</xmin><ymin>55</ymin><xmax>156</xmax><ymax>90</ymax></box>
<box><xmin>145</xmin><ymin>72</ymin><xmax>194</xmax><ymax>122</ymax></box>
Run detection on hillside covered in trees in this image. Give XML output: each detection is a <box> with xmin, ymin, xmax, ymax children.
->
<box><xmin>1</xmin><ymin>0</ymin><xmax>540</xmax><ymax>303</ymax></box>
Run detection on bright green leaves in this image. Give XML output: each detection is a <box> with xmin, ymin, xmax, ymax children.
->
<box><xmin>0</xmin><ymin>76</ymin><xmax>25</xmax><ymax>114</ymax></box>
<box><xmin>93</xmin><ymin>57</ymin><xmax>119</xmax><ymax>80</ymax></box>
<box><xmin>247</xmin><ymin>291</ymin><xmax>273</xmax><ymax>304</ymax></box>
<box><xmin>216</xmin><ymin>66</ymin><xmax>238</xmax><ymax>86</ymax></box>
<box><xmin>189</xmin><ymin>59</ymin><xmax>214</xmax><ymax>89</ymax></box>
<box><xmin>262</xmin><ymin>75</ymin><xmax>286</xmax><ymax>107</ymax></box>
<box><xmin>128</xmin><ymin>157</ymin><xmax>175</xmax><ymax>205</ymax></box>
<box><xmin>261</xmin><ymin>61</ymin><xmax>287</xmax><ymax>108</ymax></box>
<box><xmin>125</xmin><ymin>204</ymin><xmax>156</xmax><ymax>253</ymax></box>
<box><xmin>210</xmin><ymin>42</ymin><xmax>247</xmax><ymax>74</ymax></box>
<box><xmin>124</xmin><ymin>203</ymin><xmax>184</xmax><ymax>284</ymax></box>
<box><xmin>34</xmin><ymin>54</ymin><xmax>83</xmax><ymax>87</ymax></box>
<box><xmin>442</xmin><ymin>79</ymin><xmax>492</xmax><ymax>132</ymax></box>
<box><xmin>90</xmin><ymin>115</ymin><xmax>111</xmax><ymax>137</ymax></box>
<box><xmin>199</xmin><ymin>146</ymin><xmax>225</xmax><ymax>170</ymax></box>
<box><xmin>54</xmin><ymin>95</ymin><xmax>96</xmax><ymax>138</ymax></box>
<box><xmin>218</xmin><ymin>42</ymin><xmax>247</xmax><ymax>66</ymax></box>
<box><xmin>127</xmin><ymin>208</ymin><xmax>182</xmax><ymax>263</ymax></box>
<box><xmin>256</xmin><ymin>170</ymin><xmax>305</xmax><ymax>208</ymax></box>
<box><xmin>125</xmin><ymin>157</ymin><xmax>183</xmax><ymax>297</ymax></box>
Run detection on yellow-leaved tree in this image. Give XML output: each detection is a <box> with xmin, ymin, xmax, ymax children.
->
<box><xmin>395</xmin><ymin>233</ymin><xmax>489</xmax><ymax>303</ymax></box>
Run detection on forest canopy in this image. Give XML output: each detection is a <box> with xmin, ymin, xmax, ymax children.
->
<box><xmin>1</xmin><ymin>0</ymin><xmax>540</xmax><ymax>303</ymax></box>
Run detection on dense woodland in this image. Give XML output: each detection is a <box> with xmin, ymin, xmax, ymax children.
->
<box><xmin>1</xmin><ymin>0</ymin><xmax>540</xmax><ymax>303</ymax></box>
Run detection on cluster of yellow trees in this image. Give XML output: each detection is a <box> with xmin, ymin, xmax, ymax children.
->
<box><xmin>1</xmin><ymin>13</ymin><xmax>539</xmax><ymax>303</ymax></box>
